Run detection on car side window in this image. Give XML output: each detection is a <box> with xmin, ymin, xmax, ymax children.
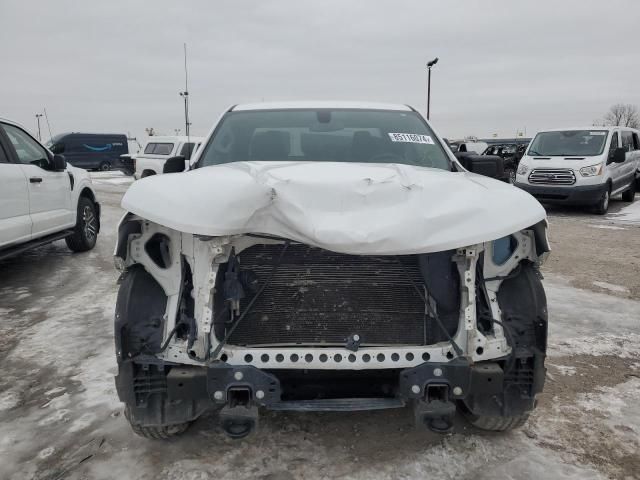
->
<box><xmin>621</xmin><ymin>131</ymin><xmax>634</xmax><ymax>152</ymax></box>
<box><xmin>632</xmin><ymin>132</ymin><xmax>640</xmax><ymax>150</ymax></box>
<box><xmin>2</xmin><ymin>124</ymin><xmax>49</xmax><ymax>167</ymax></box>
<box><xmin>0</xmin><ymin>141</ymin><xmax>9</xmax><ymax>163</ymax></box>
<box><xmin>180</xmin><ymin>142</ymin><xmax>196</xmax><ymax>159</ymax></box>
<box><xmin>608</xmin><ymin>131</ymin><xmax>619</xmax><ymax>160</ymax></box>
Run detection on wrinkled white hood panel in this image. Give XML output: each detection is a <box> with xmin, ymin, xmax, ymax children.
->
<box><xmin>121</xmin><ymin>161</ymin><xmax>546</xmax><ymax>255</ymax></box>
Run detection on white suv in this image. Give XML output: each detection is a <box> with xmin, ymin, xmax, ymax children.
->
<box><xmin>134</xmin><ymin>136</ymin><xmax>203</xmax><ymax>179</ymax></box>
<box><xmin>515</xmin><ymin>127</ymin><xmax>639</xmax><ymax>214</ymax></box>
<box><xmin>0</xmin><ymin>118</ymin><xmax>100</xmax><ymax>260</ymax></box>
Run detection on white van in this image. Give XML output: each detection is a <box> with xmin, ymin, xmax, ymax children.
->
<box><xmin>515</xmin><ymin>127</ymin><xmax>638</xmax><ymax>214</ymax></box>
<box><xmin>134</xmin><ymin>136</ymin><xmax>204</xmax><ymax>179</ymax></box>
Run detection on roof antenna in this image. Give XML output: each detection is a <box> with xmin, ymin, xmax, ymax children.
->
<box><xmin>179</xmin><ymin>43</ymin><xmax>191</xmax><ymax>154</ymax></box>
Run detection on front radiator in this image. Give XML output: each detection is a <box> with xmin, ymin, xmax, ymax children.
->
<box><xmin>224</xmin><ymin>244</ymin><xmax>427</xmax><ymax>346</ymax></box>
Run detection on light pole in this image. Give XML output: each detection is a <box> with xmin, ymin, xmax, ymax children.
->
<box><xmin>426</xmin><ymin>57</ymin><xmax>439</xmax><ymax>120</ymax></box>
<box><xmin>35</xmin><ymin>113</ymin><xmax>43</xmax><ymax>141</ymax></box>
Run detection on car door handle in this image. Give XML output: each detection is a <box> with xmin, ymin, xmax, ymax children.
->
<box><xmin>30</xmin><ymin>177</ymin><xmax>43</xmax><ymax>183</ymax></box>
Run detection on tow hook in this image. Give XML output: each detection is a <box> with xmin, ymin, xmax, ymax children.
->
<box><xmin>219</xmin><ymin>388</ymin><xmax>259</xmax><ymax>439</ymax></box>
<box><xmin>414</xmin><ymin>384</ymin><xmax>456</xmax><ymax>433</ymax></box>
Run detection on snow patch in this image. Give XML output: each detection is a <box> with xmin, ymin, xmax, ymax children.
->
<box><xmin>545</xmin><ymin>274</ymin><xmax>640</xmax><ymax>341</ymax></box>
<box><xmin>549</xmin><ymin>333</ymin><xmax>640</xmax><ymax>358</ymax></box>
<box><xmin>551</xmin><ymin>365</ymin><xmax>577</xmax><ymax>376</ymax></box>
<box><xmin>44</xmin><ymin>386</ymin><xmax>66</xmax><ymax>396</ymax></box>
<box><xmin>37</xmin><ymin>446</ymin><xmax>55</xmax><ymax>459</ymax></box>
<box><xmin>0</xmin><ymin>390</ymin><xmax>21</xmax><ymax>411</ymax></box>
<box><xmin>587</xmin><ymin>224</ymin><xmax>626</xmax><ymax>230</ymax></box>
<box><xmin>607</xmin><ymin>200</ymin><xmax>640</xmax><ymax>224</ymax></box>
<box><xmin>592</xmin><ymin>281</ymin><xmax>630</xmax><ymax>293</ymax></box>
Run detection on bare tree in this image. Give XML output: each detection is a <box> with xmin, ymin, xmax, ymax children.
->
<box><xmin>602</xmin><ymin>104</ymin><xmax>640</xmax><ymax>129</ymax></box>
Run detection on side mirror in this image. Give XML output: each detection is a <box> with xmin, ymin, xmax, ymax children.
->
<box><xmin>52</xmin><ymin>154</ymin><xmax>67</xmax><ymax>171</ymax></box>
<box><xmin>612</xmin><ymin>147</ymin><xmax>626</xmax><ymax>163</ymax></box>
<box><xmin>457</xmin><ymin>153</ymin><xmax>506</xmax><ymax>181</ymax></box>
<box><xmin>163</xmin><ymin>155</ymin><xmax>186</xmax><ymax>174</ymax></box>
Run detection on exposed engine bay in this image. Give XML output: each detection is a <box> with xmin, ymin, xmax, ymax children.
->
<box><xmin>115</xmin><ymin>215</ymin><xmax>548</xmax><ymax>369</ymax></box>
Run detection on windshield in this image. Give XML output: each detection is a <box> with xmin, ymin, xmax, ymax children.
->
<box><xmin>527</xmin><ymin>130</ymin><xmax>609</xmax><ymax>157</ymax></box>
<box><xmin>197</xmin><ymin>109</ymin><xmax>451</xmax><ymax>170</ymax></box>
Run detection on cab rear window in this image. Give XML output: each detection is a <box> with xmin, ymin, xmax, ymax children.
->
<box><xmin>144</xmin><ymin>143</ymin><xmax>174</xmax><ymax>155</ymax></box>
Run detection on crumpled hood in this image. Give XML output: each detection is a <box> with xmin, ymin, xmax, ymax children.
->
<box><xmin>121</xmin><ymin>161</ymin><xmax>546</xmax><ymax>255</ymax></box>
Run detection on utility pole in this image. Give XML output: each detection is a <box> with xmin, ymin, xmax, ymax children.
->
<box><xmin>43</xmin><ymin>108</ymin><xmax>53</xmax><ymax>139</ymax></box>
<box><xmin>35</xmin><ymin>114</ymin><xmax>43</xmax><ymax>141</ymax></box>
<box><xmin>426</xmin><ymin>57</ymin><xmax>439</xmax><ymax>120</ymax></box>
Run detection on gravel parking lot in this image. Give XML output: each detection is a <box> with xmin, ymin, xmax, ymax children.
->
<box><xmin>1</xmin><ymin>174</ymin><xmax>639</xmax><ymax>480</ymax></box>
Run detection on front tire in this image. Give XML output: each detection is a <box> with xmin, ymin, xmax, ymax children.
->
<box><xmin>65</xmin><ymin>196</ymin><xmax>98</xmax><ymax>252</ymax></box>
<box><xmin>124</xmin><ymin>406</ymin><xmax>191</xmax><ymax>440</ymax></box>
<box><xmin>505</xmin><ymin>167</ymin><xmax>516</xmax><ymax>184</ymax></box>
<box><xmin>466</xmin><ymin>413</ymin><xmax>529</xmax><ymax>432</ymax></box>
<box><xmin>593</xmin><ymin>187</ymin><xmax>610</xmax><ymax>215</ymax></box>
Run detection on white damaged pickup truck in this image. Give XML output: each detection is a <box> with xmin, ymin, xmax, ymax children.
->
<box><xmin>113</xmin><ymin>102</ymin><xmax>549</xmax><ymax>439</ymax></box>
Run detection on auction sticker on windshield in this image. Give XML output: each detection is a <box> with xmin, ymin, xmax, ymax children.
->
<box><xmin>388</xmin><ymin>133</ymin><xmax>435</xmax><ymax>144</ymax></box>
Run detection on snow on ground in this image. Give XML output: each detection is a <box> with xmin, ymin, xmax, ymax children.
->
<box><xmin>0</xmin><ymin>183</ymin><xmax>638</xmax><ymax>480</ymax></box>
<box><xmin>587</xmin><ymin>224</ymin><xmax>627</xmax><ymax>231</ymax></box>
<box><xmin>607</xmin><ymin>200</ymin><xmax>640</xmax><ymax>225</ymax></box>
<box><xmin>592</xmin><ymin>281</ymin><xmax>630</xmax><ymax>294</ymax></box>
<box><xmin>90</xmin><ymin>171</ymin><xmax>134</xmax><ymax>186</ymax></box>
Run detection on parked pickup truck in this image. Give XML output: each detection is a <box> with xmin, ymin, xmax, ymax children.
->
<box><xmin>133</xmin><ymin>136</ymin><xmax>203</xmax><ymax>179</ymax></box>
<box><xmin>114</xmin><ymin>101</ymin><xmax>549</xmax><ymax>440</ymax></box>
<box><xmin>0</xmin><ymin>118</ymin><xmax>100</xmax><ymax>260</ymax></box>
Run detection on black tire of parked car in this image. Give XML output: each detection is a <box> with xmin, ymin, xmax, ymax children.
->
<box><xmin>593</xmin><ymin>187</ymin><xmax>610</xmax><ymax>215</ymax></box>
<box><xmin>141</xmin><ymin>170</ymin><xmax>156</xmax><ymax>178</ymax></box>
<box><xmin>65</xmin><ymin>196</ymin><xmax>98</xmax><ymax>252</ymax></box>
<box><xmin>99</xmin><ymin>161</ymin><xmax>111</xmax><ymax>171</ymax></box>
<box><xmin>621</xmin><ymin>182</ymin><xmax>635</xmax><ymax>202</ymax></box>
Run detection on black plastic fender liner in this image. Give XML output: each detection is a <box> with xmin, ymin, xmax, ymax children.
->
<box><xmin>115</xmin><ymin>265</ymin><xmax>167</xmax><ymax>362</ymax></box>
<box><xmin>114</xmin><ymin>214</ymin><xmax>142</xmax><ymax>262</ymax></box>
<box><xmin>465</xmin><ymin>262</ymin><xmax>548</xmax><ymax>418</ymax></box>
<box><xmin>496</xmin><ymin>261</ymin><xmax>548</xmax><ymax>357</ymax></box>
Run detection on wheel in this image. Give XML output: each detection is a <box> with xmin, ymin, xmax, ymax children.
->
<box><xmin>593</xmin><ymin>187</ymin><xmax>610</xmax><ymax>215</ymax></box>
<box><xmin>99</xmin><ymin>161</ymin><xmax>111</xmax><ymax>171</ymax></box>
<box><xmin>124</xmin><ymin>406</ymin><xmax>190</xmax><ymax>440</ymax></box>
<box><xmin>141</xmin><ymin>170</ymin><xmax>156</xmax><ymax>178</ymax></box>
<box><xmin>65</xmin><ymin>196</ymin><xmax>98</xmax><ymax>252</ymax></box>
<box><xmin>621</xmin><ymin>183</ymin><xmax>635</xmax><ymax>202</ymax></box>
<box><xmin>505</xmin><ymin>167</ymin><xmax>516</xmax><ymax>184</ymax></box>
<box><xmin>466</xmin><ymin>413</ymin><xmax>530</xmax><ymax>432</ymax></box>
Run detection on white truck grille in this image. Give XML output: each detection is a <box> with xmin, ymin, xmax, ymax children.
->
<box><xmin>528</xmin><ymin>168</ymin><xmax>576</xmax><ymax>185</ymax></box>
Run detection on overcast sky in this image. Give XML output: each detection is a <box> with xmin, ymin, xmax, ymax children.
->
<box><xmin>1</xmin><ymin>0</ymin><xmax>639</xmax><ymax>144</ymax></box>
